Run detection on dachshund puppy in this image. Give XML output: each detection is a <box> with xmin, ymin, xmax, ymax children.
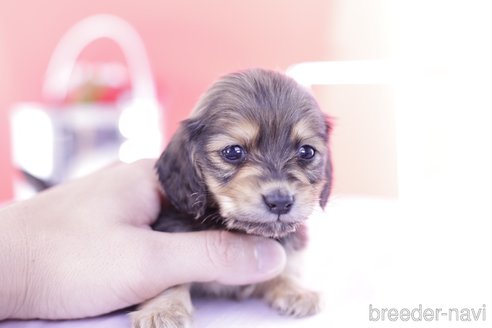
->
<box><xmin>131</xmin><ymin>68</ymin><xmax>332</xmax><ymax>327</ymax></box>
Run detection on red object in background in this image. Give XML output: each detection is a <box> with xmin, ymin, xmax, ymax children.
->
<box><xmin>0</xmin><ymin>0</ymin><xmax>332</xmax><ymax>202</ymax></box>
<box><xmin>65</xmin><ymin>81</ymin><xmax>130</xmax><ymax>104</ymax></box>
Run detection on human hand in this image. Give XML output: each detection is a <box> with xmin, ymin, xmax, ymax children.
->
<box><xmin>0</xmin><ymin>160</ymin><xmax>286</xmax><ymax>320</ymax></box>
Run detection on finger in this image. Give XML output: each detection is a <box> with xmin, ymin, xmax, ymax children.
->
<box><xmin>118</xmin><ymin>159</ymin><xmax>163</xmax><ymax>226</ymax></box>
<box><xmin>137</xmin><ymin>230</ymin><xmax>286</xmax><ymax>292</ymax></box>
<box><xmin>96</xmin><ymin>159</ymin><xmax>162</xmax><ymax>226</ymax></box>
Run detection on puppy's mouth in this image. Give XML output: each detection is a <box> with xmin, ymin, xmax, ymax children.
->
<box><xmin>225</xmin><ymin>217</ymin><xmax>301</xmax><ymax>239</ymax></box>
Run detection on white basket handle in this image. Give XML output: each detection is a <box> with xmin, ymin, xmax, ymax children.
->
<box><xmin>43</xmin><ymin>14</ymin><xmax>157</xmax><ymax>103</ymax></box>
<box><xmin>42</xmin><ymin>14</ymin><xmax>163</xmax><ymax>160</ymax></box>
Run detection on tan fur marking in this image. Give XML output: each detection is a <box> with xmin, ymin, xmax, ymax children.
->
<box><xmin>206</xmin><ymin>119</ymin><xmax>259</xmax><ymax>152</ymax></box>
<box><xmin>229</xmin><ymin>119</ymin><xmax>259</xmax><ymax>145</ymax></box>
<box><xmin>203</xmin><ymin>161</ymin><xmax>322</xmax><ymax>226</ymax></box>
<box><xmin>291</xmin><ymin>119</ymin><xmax>327</xmax><ymax>152</ymax></box>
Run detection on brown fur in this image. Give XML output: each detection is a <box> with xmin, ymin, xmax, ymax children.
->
<box><xmin>132</xmin><ymin>68</ymin><xmax>332</xmax><ymax>327</ymax></box>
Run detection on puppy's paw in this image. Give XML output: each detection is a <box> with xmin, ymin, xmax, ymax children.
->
<box><xmin>260</xmin><ymin>276</ymin><xmax>322</xmax><ymax>318</ymax></box>
<box><xmin>130</xmin><ymin>285</ymin><xmax>193</xmax><ymax>328</ymax></box>
<box><xmin>269</xmin><ymin>288</ymin><xmax>321</xmax><ymax>317</ymax></box>
<box><xmin>130</xmin><ymin>305</ymin><xmax>192</xmax><ymax>328</ymax></box>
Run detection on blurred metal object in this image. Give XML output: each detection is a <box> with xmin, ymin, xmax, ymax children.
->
<box><xmin>10</xmin><ymin>14</ymin><xmax>163</xmax><ymax>195</ymax></box>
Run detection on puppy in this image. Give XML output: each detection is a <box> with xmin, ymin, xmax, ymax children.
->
<box><xmin>131</xmin><ymin>68</ymin><xmax>332</xmax><ymax>327</ymax></box>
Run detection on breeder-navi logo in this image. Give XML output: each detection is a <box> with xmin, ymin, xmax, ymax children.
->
<box><xmin>369</xmin><ymin>304</ymin><xmax>486</xmax><ymax>322</ymax></box>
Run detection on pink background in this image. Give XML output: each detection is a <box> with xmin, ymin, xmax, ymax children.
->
<box><xmin>0</xmin><ymin>0</ymin><xmax>334</xmax><ymax>201</ymax></box>
<box><xmin>1</xmin><ymin>0</ymin><xmax>397</xmax><ymax>202</ymax></box>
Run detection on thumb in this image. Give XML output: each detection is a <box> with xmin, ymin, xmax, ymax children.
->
<box><xmin>142</xmin><ymin>230</ymin><xmax>286</xmax><ymax>288</ymax></box>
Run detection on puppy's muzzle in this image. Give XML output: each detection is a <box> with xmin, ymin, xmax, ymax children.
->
<box><xmin>263</xmin><ymin>190</ymin><xmax>295</xmax><ymax>215</ymax></box>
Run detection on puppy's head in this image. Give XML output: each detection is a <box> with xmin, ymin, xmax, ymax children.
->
<box><xmin>157</xmin><ymin>69</ymin><xmax>332</xmax><ymax>238</ymax></box>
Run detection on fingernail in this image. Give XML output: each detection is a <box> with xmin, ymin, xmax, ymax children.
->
<box><xmin>254</xmin><ymin>238</ymin><xmax>286</xmax><ymax>277</ymax></box>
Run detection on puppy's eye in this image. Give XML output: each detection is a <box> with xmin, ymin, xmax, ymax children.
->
<box><xmin>222</xmin><ymin>145</ymin><xmax>246</xmax><ymax>163</ymax></box>
<box><xmin>298</xmin><ymin>145</ymin><xmax>316</xmax><ymax>160</ymax></box>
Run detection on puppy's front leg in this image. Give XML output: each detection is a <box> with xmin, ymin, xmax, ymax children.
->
<box><xmin>131</xmin><ymin>284</ymin><xmax>193</xmax><ymax>328</ymax></box>
<box><xmin>255</xmin><ymin>249</ymin><xmax>321</xmax><ymax>318</ymax></box>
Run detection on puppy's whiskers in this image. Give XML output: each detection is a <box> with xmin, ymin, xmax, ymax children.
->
<box><xmin>189</xmin><ymin>192</ymin><xmax>206</xmax><ymax>210</ymax></box>
<box><xmin>199</xmin><ymin>212</ymin><xmax>222</xmax><ymax>225</ymax></box>
<box><xmin>225</xmin><ymin>217</ymin><xmax>300</xmax><ymax>239</ymax></box>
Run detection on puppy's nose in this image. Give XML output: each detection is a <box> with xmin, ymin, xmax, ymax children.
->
<box><xmin>263</xmin><ymin>191</ymin><xmax>294</xmax><ymax>215</ymax></box>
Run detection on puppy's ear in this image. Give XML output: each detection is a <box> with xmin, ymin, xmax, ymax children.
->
<box><xmin>319</xmin><ymin>119</ymin><xmax>333</xmax><ymax>209</ymax></box>
<box><xmin>319</xmin><ymin>155</ymin><xmax>333</xmax><ymax>209</ymax></box>
<box><xmin>155</xmin><ymin>119</ymin><xmax>208</xmax><ymax>218</ymax></box>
